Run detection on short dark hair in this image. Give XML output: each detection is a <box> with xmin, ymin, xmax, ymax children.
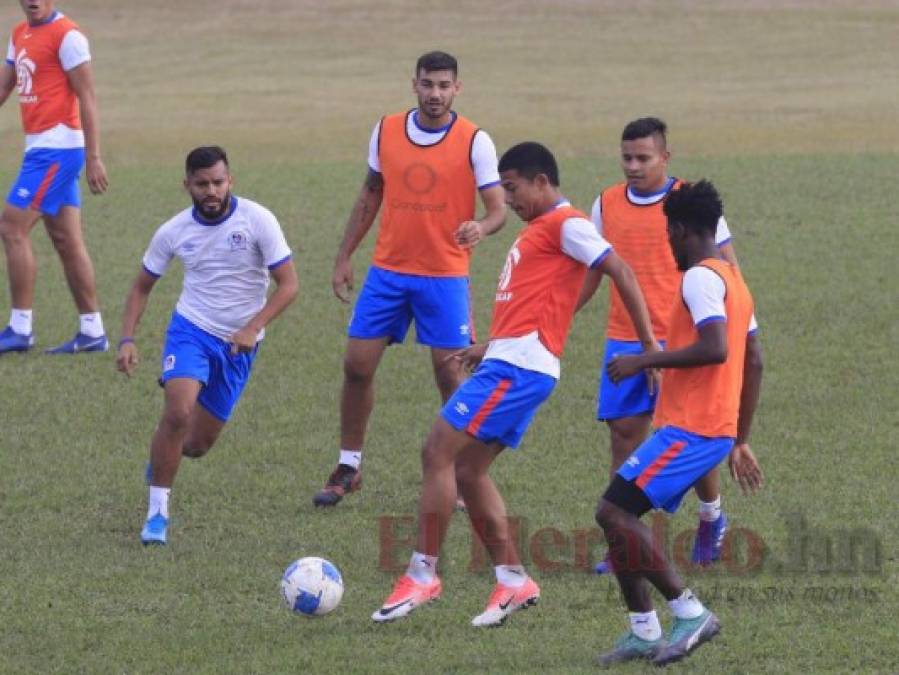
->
<box><xmin>621</xmin><ymin>117</ymin><xmax>668</xmax><ymax>147</ymax></box>
<box><xmin>662</xmin><ymin>180</ymin><xmax>723</xmax><ymax>236</ymax></box>
<box><xmin>498</xmin><ymin>142</ymin><xmax>560</xmax><ymax>187</ymax></box>
<box><xmin>185</xmin><ymin>146</ymin><xmax>229</xmax><ymax>175</ymax></box>
<box><xmin>416</xmin><ymin>51</ymin><xmax>458</xmax><ymax>77</ymax></box>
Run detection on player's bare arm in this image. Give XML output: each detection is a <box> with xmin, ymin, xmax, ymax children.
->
<box><xmin>116</xmin><ymin>269</ymin><xmax>159</xmax><ymax>376</ymax></box>
<box><xmin>332</xmin><ymin>169</ymin><xmax>384</xmax><ymax>302</ymax></box>
<box><xmin>600</xmin><ymin>252</ymin><xmax>661</xmax><ymax>391</ymax></box>
<box><xmin>453</xmin><ymin>185</ymin><xmax>506</xmax><ymax>249</ymax></box>
<box><xmin>0</xmin><ymin>62</ymin><xmax>15</xmax><ymax>107</ymax></box>
<box><xmin>608</xmin><ymin>321</ymin><xmax>727</xmax><ymax>382</ymax></box>
<box><xmin>229</xmin><ymin>259</ymin><xmax>299</xmax><ymax>354</ymax></box>
<box><xmin>730</xmin><ymin>333</ymin><xmax>763</xmax><ymax>493</ymax></box>
<box><xmin>575</xmin><ymin>267</ymin><xmax>604</xmax><ymax>313</ymax></box>
<box><xmin>66</xmin><ymin>61</ymin><xmax>108</xmax><ymax>194</ymax></box>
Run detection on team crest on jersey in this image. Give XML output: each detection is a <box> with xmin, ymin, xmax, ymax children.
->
<box><xmin>15</xmin><ymin>49</ymin><xmax>36</xmax><ymax>98</ymax></box>
<box><xmin>229</xmin><ymin>231</ymin><xmax>248</xmax><ymax>251</ymax></box>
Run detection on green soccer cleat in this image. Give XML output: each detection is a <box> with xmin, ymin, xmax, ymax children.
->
<box><xmin>596</xmin><ymin>631</ymin><xmax>664</xmax><ymax>667</ymax></box>
<box><xmin>653</xmin><ymin>609</ymin><xmax>720</xmax><ymax>666</ymax></box>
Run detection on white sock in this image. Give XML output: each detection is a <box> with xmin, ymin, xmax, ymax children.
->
<box><xmin>339</xmin><ymin>449</ymin><xmax>362</xmax><ymax>470</ymax></box>
<box><xmin>79</xmin><ymin>312</ymin><xmax>105</xmax><ymax>338</ymax></box>
<box><xmin>629</xmin><ymin>610</ymin><xmax>663</xmax><ymax>641</ymax></box>
<box><xmin>9</xmin><ymin>308</ymin><xmax>32</xmax><ymax>335</ymax></box>
<box><xmin>147</xmin><ymin>485</ymin><xmax>171</xmax><ymax>519</ymax></box>
<box><xmin>406</xmin><ymin>551</ymin><xmax>438</xmax><ymax>584</ymax></box>
<box><xmin>668</xmin><ymin>589</ymin><xmax>705</xmax><ymax>620</ymax></box>
<box><xmin>698</xmin><ymin>496</ymin><xmax>722</xmax><ymax>522</ymax></box>
<box><xmin>495</xmin><ymin>564</ymin><xmax>527</xmax><ymax>588</ymax></box>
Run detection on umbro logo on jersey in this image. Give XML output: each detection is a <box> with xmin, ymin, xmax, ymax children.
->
<box><xmin>454</xmin><ymin>402</ymin><xmax>469</xmax><ymax>416</ymax></box>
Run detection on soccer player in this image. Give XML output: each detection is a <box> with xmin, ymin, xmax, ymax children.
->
<box><xmin>595</xmin><ymin>180</ymin><xmax>763</xmax><ymax>666</ymax></box>
<box><xmin>313</xmin><ymin>51</ymin><xmax>506</xmax><ymax>507</ymax></box>
<box><xmin>583</xmin><ymin>118</ymin><xmax>738</xmax><ymax>569</ymax></box>
<box><xmin>0</xmin><ymin>0</ymin><xmax>110</xmax><ymax>354</ymax></box>
<box><xmin>116</xmin><ymin>147</ymin><xmax>298</xmax><ymax>545</ymax></box>
<box><xmin>372</xmin><ymin>142</ymin><xmax>656</xmax><ymax>626</ymax></box>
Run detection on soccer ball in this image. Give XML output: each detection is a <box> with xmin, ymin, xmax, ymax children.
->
<box><xmin>280</xmin><ymin>556</ymin><xmax>344</xmax><ymax>616</ymax></box>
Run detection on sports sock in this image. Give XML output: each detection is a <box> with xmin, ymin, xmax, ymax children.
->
<box><xmin>147</xmin><ymin>485</ymin><xmax>171</xmax><ymax>519</ymax></box>
<box><xmin>698</xmin><ymin>496</ymin><xmax>722</xmax><ymax>522</ymax></box>
<box><xmin>339</xmin><ymin>449</ymin><xmax>362</xmax><ymax>470</ymax></box>
<box><xmin>668</xmin><ymin>589</ymin><xmax>704</xmax><ymax>620</ymax></box>
<box><xmin>9</xmin><ymin>308</ymin><xmax>32</xmax><ymax>335</ymax></box>
<box><xmin>629</xmin><ymin>610</ymin><xmax>663</xmax><ymax>641</ymax></box>
<box><xmin>406</xmin><ymin>551</ymin><xmax>438</xmax><ymax>584</ymax></box>
<box><xmin>79</xmin><ymin>312</ymin><xmax>105</xmax><ymax>338</ymax></box>
<box><xmin>495</xmin><ymin>564</ymin><xmax>527</xmax><ymax>588</ymax></box>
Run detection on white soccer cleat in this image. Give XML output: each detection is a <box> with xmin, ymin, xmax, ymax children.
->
<box><xmin>471</xmin><ymin>577</ymin><xmax>540</xmax><ymax>627</ymax></box>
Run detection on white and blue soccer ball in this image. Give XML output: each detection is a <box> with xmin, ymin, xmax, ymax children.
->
<box><xmin>280</xmin><ymin>556</ymin><xmax>344</xmax><ymax>616</ymax></box>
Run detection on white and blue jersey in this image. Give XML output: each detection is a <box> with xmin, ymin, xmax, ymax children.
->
<box><xmin>142</xmin><ymin>196</ymin><xmax>292</xmax><ymax>342</ymax></box>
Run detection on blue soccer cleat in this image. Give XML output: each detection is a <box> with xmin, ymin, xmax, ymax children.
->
<box><xmin>596</xmin><ymin>631</ymin><xmax>664</xmax><ymax>667</ymax></box>
<box><xmin>141</xmin><ymin>512</ymin><xmax>168</xmax><ymax>546</ymax></box>
<box><xmin>652</xmin><ymin>609</ymin><xmax>720</xmax><ymax>666</ymax></box>
<box><xmin>594</xmin><ymin>554</ymin><xmax>614</xmax><ymax>575</ymax></box>
<box><xmin>692</xmin><ymin>512</ymin><xmax>728</xmax><ymax>565</ymax></box>
<box><xmin>0</xmin><ymin>326</ymin><xmax>35</xmax><ymax>354</ymax></box>
<box><xmin>44</xmin><ymin>332</ymin><xmax>109</xmax><ymax>355</ymax></box>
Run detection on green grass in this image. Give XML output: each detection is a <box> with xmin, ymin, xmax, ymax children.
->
<box><xmin>1</xmin><ymin>2</ymin><xmax>897</xmax><ymax>673</ymax></box>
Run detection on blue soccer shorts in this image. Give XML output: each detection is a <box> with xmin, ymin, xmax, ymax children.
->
<box><xmin>348</xmin><ymin>265</ymin><xmax>474</xmax><ymax>348</ymax></box>
<box><xmin>159</xmin><ymin>312</ymin><xmax>258</xmax><ymax>422</ymax></box>
<box><xmin>6</xmin><ymin>147</ymin><xmax>84</xmax><ymax>216</ymax></box>
<box><xmin>441</xmin><ymin>358</ymin><xmax>556</xmax><ymax>449</ymax></box>
<box><xmin>597</xmin><ymin>338</ymin><xmax>665</xmax><ymax>421</ymax></box>
<box><xmin>617</xmin><ymin>425</ymin><xmax>734</xmax><ymax>513</ymax></box>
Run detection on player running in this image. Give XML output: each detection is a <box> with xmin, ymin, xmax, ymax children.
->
<box><xmin>594</xmin><ymin>180</ymin><xmax>763</xmax><ymax>666</ymax></box>
<box><xmin>0</xmin><ymin>0</ymin><xmax>109</xmax><ymax>354</ymax></box>
<box><xmin>583</xmin><ymin>118</ymin><xmax>738</xmax><ymax>569</ymax></box>
<box><xmin>372</xmin><ymin>142</ymin><xmax>656</xmax><ymax>626</ymax></box>
<box><xmin>116</xmin><ymin>146</ymin><xmax>298</xmax><ymax>546</ymax></box>
<box><xmin>313</xmin><ymin>51</ymin><xmax>506</xmax><ymax>507</ymax></box>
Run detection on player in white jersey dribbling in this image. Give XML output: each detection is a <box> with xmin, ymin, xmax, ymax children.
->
<box><xmin>116</xmin><ymin>146</ymin><xmax>299</xmax><ymax>546</ymax></box>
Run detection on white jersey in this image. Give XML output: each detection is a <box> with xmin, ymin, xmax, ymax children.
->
<box><xmin>142</xmin><ymin>196</ymin><xmax>292</xmax><ymax>341</ymax></box>
<box><xmin>367</xmin><ymin>110</ymin><xmax>500</xmax><ymax>189</ymax></box>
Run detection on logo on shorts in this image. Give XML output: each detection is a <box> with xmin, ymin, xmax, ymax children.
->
<box><xmin>454</xmin><ymin>401</ymin><xmax>470</xmax><ymax>416</ymax></box>
<box><xmin>163</xmin><ymin>354</ymin><xmax>176</xmax><ymax>372</ymax></box>
<box><xmin>16</xmin><ymin>187</ymin><xmax>30</xmax><ymax>199</ymax></box>
<box><xmin>459</xmin><ymin>324</ymin><xmax>470</xmax><ymax>336</ymax></box>
<box><xmin>229</xmin><ymin>231</ymin><xmax>248</xmax><ymax>251</ymax></box>
<box><xmin>626</xmin><ymin>456</ymin><xmax>640</xmax><ymax>468</ymax></box>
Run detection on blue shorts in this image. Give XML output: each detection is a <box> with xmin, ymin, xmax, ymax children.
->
<box><xmin>159</xmin><ymin>313</ymin><xmax>258</xmax><ymax>422</ymax></box>
<box><xmin>6</xmin><ymin>147</ymin><xmax>84</xmax><ymax>216</ymax></box>
<box><xmin>441</xmin><ymin>359</ymin><xmax>556</xmax><ymax>449</ymax></box>
<box><xmin>348</xmin><ymin>266</ymin><xmax>474</xmax><ymax>348</ymax></box>
<box><xmin>597</xmin><ymin>338</ymin><xmax>665</xmax><ymax>420</ymax></box>
<box><xmin>617</xmin><ymin>425</ymin><xmax>734</xmax><ymax>513</ymax></box>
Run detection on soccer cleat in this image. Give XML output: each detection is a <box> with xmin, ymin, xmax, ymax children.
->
<box><xmin>692</xmin><ymin>512</ymin><xmax>728</xmax><ymax>565</ymax></box>
<box><xmin>596</xmin><ymin>631</ymin><xmax>664</xmax><ymax>667</ymax></box>
<box><xmin>140</xmin><ymin>512</ymin><xmax>168</xmax><ymax>546</ymax></box>
<box><xmin>471</xmin><ymin>577</ymin><xmax>540</xmax><ymax>627</ymax></box>
<box><xmin>652</xmin><ymin>609</ymin><xmax>720</xmax><ymax>666</ymax></box>
<box><xmin>312</xmin><ymin>464</ymin><xmax>361</xmax><ymax>507</ymax></box>
<box><xmin>371</xmin><ymin>574</ymin><xmax>442</xmax><ymax>622</ymax></box>
<box><xmin>594</xmin><ymin>554</ymin><xmax>614</xmax><ymax>575</ymax></box>
<box><xmin>44</xmin><ymin>332</ymin><xmax>109</xmax><ymax>355</ymax></box>
<box><xmin>0</xmin><ymin>326</ymin><xmax>34</xmax><ymax>354</ymax></box>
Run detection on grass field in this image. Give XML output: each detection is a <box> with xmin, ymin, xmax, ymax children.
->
<box><xmin>1</xmin><ymin>1</ymin><xmax>897</xmax><ymax>673</ymax></box>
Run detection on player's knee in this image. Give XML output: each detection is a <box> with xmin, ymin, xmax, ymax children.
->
<box><xmin>160</xmin><ymin>405</ymin><xmax>192</xmax><ymax>434</ymax></box>
<box><xmin>0</xmin><ymin>219</ymin><xmax>26</xmax><ymax>246</ymax></box>
<box><xmin>343</xmin><ymin>355</ymin><xmax>376</xmax><ymax>384</ymax></box>
<box><xmin>182</xmin><ymin>444</ymin><xmax>210</xmax><ymax>459</ymax></box>
<box><xmin>595</xmin><ymin>499</ymin><xmax>621</xmax><ymax>531</ymax></box>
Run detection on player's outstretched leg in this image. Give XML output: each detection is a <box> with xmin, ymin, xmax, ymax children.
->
<box><xmin>0</xmin><ymin>205</ymin><xmax>41</xmax><ymax>353</ymax></box>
